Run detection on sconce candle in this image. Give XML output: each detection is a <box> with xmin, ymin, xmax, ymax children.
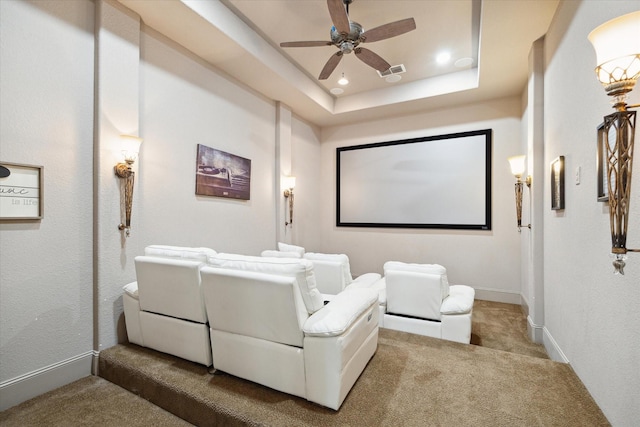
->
<box><xmin>114</xmin><ymin>135</ymin><xmax>143</xmax><ymax>237</ymax></box>
<box><xmin>508</xmin><ymin>155</ymin><xmax>531</xmax><ymax>232</ymax></box>
<box><xmin>589</xmin><ymin>11</ymin><xmax>640</xmax><ymax>274</ymax></box>
<box><xmin>283</xmin><ymin>176</ymin><xmax>296</xmax><ymax>227</ymax></box>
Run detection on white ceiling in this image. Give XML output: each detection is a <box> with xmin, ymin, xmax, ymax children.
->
<box><xmin>118</xmin><ymin>0</ymin><xmax>560</xmax><ymax>128</ymax></box>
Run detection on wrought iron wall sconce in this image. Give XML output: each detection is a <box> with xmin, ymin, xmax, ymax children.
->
<box><xmin>508</xmin><ymin>155</ymin><xmax>532</xmax><ymax>232</ymax></box>
<box><xmin>114</xmin><ymin>135</ymin><xmax>143</xmax><ymax>237</ymax></box>
<box><xmin>588</xmin><ymin>11</ymin><xmax>640</xmax><ymax>274</ymax></box>
<box><xmin>283</xmin><ymin>176</ymin><xmax>296</xmax><ymax>227</ymax></box>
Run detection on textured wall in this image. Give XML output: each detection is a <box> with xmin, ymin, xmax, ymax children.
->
<box><xmin>94</xmin><ymin>0</ymin><xmax>142</xmax><ymax>353</ymax></box>
<box><xmin>0</xmin><ymin>0</ymin><xmax>94</xmax><ymax>381</ymax></box>
<box><xmin>543</xmin><ymin>1</ymin><xmax>640</xmax><ymax>424</ymax></box>
<box><xmin>137</xmin><ymin>28</ymin><xmax>278</xmax><ymax>256</ymax></box>
<box><xmin>289</xmin><ymin>116</ymin><xmax>323</xmax><ymax>251</ymax></box>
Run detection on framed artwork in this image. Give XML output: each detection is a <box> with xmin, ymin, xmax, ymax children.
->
<box><xmin>0</xmin><ymin>162</ymin><xmax>44</xmax><ymax>220</ymax></box>
<box><xmin>551</xmin><ymin>156</ymin><xmax>565</xmax><ymax>210</ymax></box>
<box><xmin>596</xmin><ymin>122</ymin><xmax>611</xmax><ymax>202</ymax></box>
<box><xmin>336</xmin><ymin>129</ymin><xmax>492</xmax><ymax>230</ymax></box>
<box><xmin>195</xmin><ymin>144</ymin><xmax>251</xmax><ymax>200</ymax></box>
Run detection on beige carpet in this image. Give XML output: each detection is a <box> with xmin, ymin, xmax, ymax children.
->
<box><xmin>0</xmin><ymin>375</ymin><xmax>192</xmax><ymax>426</ymax></box>
<box><xmin>0</xmin><ymin>301</ymin><xmax>609</xmax><ymax>426</ymax></box>
<box><xmin>471</xmin><ymin>299</ymin><xmax>548</xmax><ymax>359</ymax></box>
<box><xmin>95</xmin><ymin>328</ymin><xmax>608</xmax><ymax>426</ymax></box>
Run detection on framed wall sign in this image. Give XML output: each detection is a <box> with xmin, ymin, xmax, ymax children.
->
<box><xmin>0</xmin><ymin>162</ymin><xmax>44</xmax><ymax>220</ymax></box>
<box><xmin>551</xmin><ymin>156</ymin><xmax>565</xmax><ymax>210</ymax></box>
<box><xmin>336</xmin><ymin>129</ymin><xmax>492</xmax><ymax>230</ymax></box>
<box><xmin>195</xmin><ymin>144</ymin><xmax>251</xmax><ymax>200</ymax></box>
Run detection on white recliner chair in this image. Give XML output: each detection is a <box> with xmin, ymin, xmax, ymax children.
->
<box><xmin>379</xmin><ymin>261</ymin><xmax>475</xmax><ymax>344</ymax></box>
<box><xmin>261</xmin><ymin>243</ymin><xmax>381</xmax><ymax>297</ymax></box>
<box><xmin>201</xmin><ymin>253</ymin><xmax>379</xmax><ymax>410</ymax></box>
<box><xmin>302</xmin><ymin>252</ymin><xmax>381</xmax><ymax>296</ymax></box>
<box><xmin>122</xmin><ymin>245</ymin><xmax>216</xmax><ymax>366</ymax></box>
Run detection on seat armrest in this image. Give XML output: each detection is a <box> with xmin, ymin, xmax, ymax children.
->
<box><xmin>351</xmin><ymin>273</ymin><xmax>382</xmax><ymax>288</ymax></box>
<box><xmin>303</xmin><ymin>288</ymin><xmax>377</xmax><ymax>337</ymax></box>
<box><xmin>123</xmin><ymin>281</ymin><xmax>139</xmax><ymax>299</ymax></box>
<box><xmin>440</xmin><ymin>285</ymin><xmax>475</xmax><ymax>314</ymax></box>
<box><xmin>346</xmin><ymin>276</ymin><xmax>386</xmax><ymax>305</ymax></box>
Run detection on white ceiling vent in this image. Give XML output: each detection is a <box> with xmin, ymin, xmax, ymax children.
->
<box><xmin>377</xmin><ymin>64</ymin><xmax>406</xmax><ymax>77</ymax></box>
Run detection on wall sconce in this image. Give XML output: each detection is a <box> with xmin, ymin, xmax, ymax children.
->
<box><xmin>588</xmin><ymin>11</ymin><xmax>640</xmax><ymax>274</ymax></box>
<box><xmin>508</xmin><ymin>155</ymin><xmax>532</xmax><ymax>232</ymax></box>
<box><xmin>114</xmin><ymin>135</ymin><xmax>143</xmax><ymax>237</ymax></box>
<box><xmin>283</xmin><ymin>176</ymin><xmax>296</xmax><ymax>227</ymax></box>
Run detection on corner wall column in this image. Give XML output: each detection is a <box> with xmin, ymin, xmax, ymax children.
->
<box><xmin>94</xmin><ymin>0</ymin><xmax>141</xmax><ymax>370</ymax></box>
<box><xmin>275</xmin><ymin>102</ymin><xmax>293</xmax><ymax>244</ymax></box>
<box><xmin>525</xmin><ymin>37</ymin><xmax>545</xmax><ymax>343</ymax></box>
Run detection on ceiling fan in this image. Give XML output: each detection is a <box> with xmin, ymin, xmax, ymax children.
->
<box><xmin>280</xmin><ymin>0</ymin><xmax>416</xmax><ymax>80</ymax></box>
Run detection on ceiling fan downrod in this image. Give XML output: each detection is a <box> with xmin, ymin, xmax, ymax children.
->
<box><xmin>343</xmin><ymin>0</ymin><xmax>353</xmax><ymax>14</ymax></box>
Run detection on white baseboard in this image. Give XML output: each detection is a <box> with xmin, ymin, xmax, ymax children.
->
<box><xmin>0</xmin><ymin>351</ymin><xmax>94</xmax><ymax>411</ymax></box>
<box><xmin>473</xmin><ymin>288</ymin><xmax>522</xmax><ymax>305</ymax></box>
<box><xmin>542</xmin><ymin>327</ymin><xmax>570</xmax><ymax>364</ymax></box>
<box><xmin>527</xmin><ymin>315</ymin><xmax>544</xmax><ymax>344</ymax></box>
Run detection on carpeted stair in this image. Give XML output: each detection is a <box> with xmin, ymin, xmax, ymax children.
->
<box><xmin>98</xmin><ymin>328</ymin><xmax>609</xmax><ymax>426</ymax></box>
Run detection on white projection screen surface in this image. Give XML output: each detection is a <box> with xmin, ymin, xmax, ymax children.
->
<box><xmin>337</xmin><ymin>129</ymin><xmax>492</xmax><ymax>230</ymax></box>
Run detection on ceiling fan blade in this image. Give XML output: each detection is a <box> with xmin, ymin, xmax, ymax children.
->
<box><xmin>354</xmin><ymin>47</ymin><xmax>391</xmax><ymax>72</ymax></box>
<box><xmin>280</xmin><ymin>41</ymin><xmax>333</xmax><ymax>48</ymax></box>
<box><xmin>362</xmin><ymin>18</ymin><xmax>416</xmax><ymax>43</ymax></box>
<box><xmin>319</xmin><ymin>51</ymin><xmax>344</xmax><ymax>80</ymax></box>
<box><xmin>327</xmin><ymin>0</ymin><xmax>350</xmax><ymax>35</ymax></box>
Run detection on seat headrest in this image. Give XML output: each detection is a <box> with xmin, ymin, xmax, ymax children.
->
<box><xmin>277</xmin><ymin>242</ymin><xmax>305</xmax><ymax>257</ymax></box>
<box><xmin>384</xmin><ymin>261</ymin><xmax>449</xmax><ymax>300</ymax></box>
<box><xmin>303</xmin><ymin>252</ymin><xmax>352</xmax><ymax>285</ymax></box>
<box><xmin>144</xmin><ymin>245</ymin><xmax>217</xmax><ymax>262</ymax></box>
<box><xmin>384</xmin><ymin>261</ymin><xmax>447</xmax><ymax>277</ymax></box>
<box><xmin>261</xmin><ymin>249</ymin><xmax>302</xmax><ymax>259</ymax></box>
<box><xmin>208</xmin><ymin>253</ymin><xmax>324</xmax><ymax>314</ymax></box>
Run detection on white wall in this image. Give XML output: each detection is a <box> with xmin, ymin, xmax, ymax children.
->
<box><xmin>0</xmin><ymin>0</ymin><xmax>95</xmax><ymax>409</ymax></box>
<box><xmin>137</xmin><ymin>28</ymin><xmax>277</xmax><ymax>256</ymax></box>
<box><xmin>0</xmin><ymin>0</ymin><xmax>287</xmax><ymax>410</ymax></box>
<box><xmin>318</xmin><ymin>97</ymin><xmax>523</xmax><ymax>299</ymax></box>
<box><xmin>290</xmin><ymin>116</ymin><xmax>323</xmax><ymax>250</ymax></box>
<box><xmin>94</xmin><ymin>0</ymin><xmax>142</xmax><ymax>356</ymax></box>
<box><xmin>543</xmin><ymin>1</ymin><xmax>640</xmax><ymax>425</ymax></box>
<box><xmin>522</xmin><ymin>37</ymin><xmax>546</xmax><ymax>343</ymax></box>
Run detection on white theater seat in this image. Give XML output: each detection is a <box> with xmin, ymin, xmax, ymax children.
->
<box><xmin>380</xmin><ymin>261</ymin><xmax>475</xmax><ymax>344</ymax></box>
<box><xmin>202</xmin><ymin>253</ymin><xmax>379</xmax><ymax>410</ymax></box>
<box><xmin>261</xmin><ymin>244</ymin><xmax>381</xmax><ymax>298</ymax></box>
<box><xmin>122</xmin><ymin>245</ymin><xmax>216</xmax><ymax>366</ymax></box>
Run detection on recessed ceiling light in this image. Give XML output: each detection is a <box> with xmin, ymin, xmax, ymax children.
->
<box><xmin>436</xmin><ymin>52</ymin><xmax>451</xmax><ymax>64</ymax></box>
<box><xmin>455</xmin><ymin>57</ymin><xmax>474</xmax><ymax>68</ymax></box>
<box><xmin>330</xmin><ymin>87</ymin><xmax>344</xmax><ymax>95</ymax></box>
<box><xmin>385</xmin><ymin>75</ymin><xmax>402</xmax><ymax>83</ymax></box>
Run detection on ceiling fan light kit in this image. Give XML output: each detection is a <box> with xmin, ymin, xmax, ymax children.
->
<box><xmin>280</xmin><ymin>0</ymin><xmax>417</xmax><ymax>81</ymax></box>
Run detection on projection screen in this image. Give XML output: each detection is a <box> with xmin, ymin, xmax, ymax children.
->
<box><xmin>336</xmin><ymin>129</ymin><xmax>492</xmax><ymax>230</ymax></box>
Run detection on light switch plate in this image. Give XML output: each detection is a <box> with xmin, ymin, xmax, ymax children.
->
<box><xmin>575</xmin><ymin>166</ymin><xmax>581</xmax><ymax>185</ymax></box>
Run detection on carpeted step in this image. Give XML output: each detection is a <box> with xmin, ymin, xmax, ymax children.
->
<box><xmin>98</xmin><ymin>344</ymin><xmax>259</xmax><ymax>426</ymax></box>
<box><xmin>0</xmin><ymin>376</ymin><xmax>194</xmax><ymax>427</ymax></box>
<box><xmin>98</xmin><ymin>329</ymin><xmax>609</xmax><ymax>426</ymax></box>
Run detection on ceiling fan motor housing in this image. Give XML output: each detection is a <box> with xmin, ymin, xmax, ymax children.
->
<box><xmin>330</xmin><ymin>21</ymin><xmax>363</xmax><ymax>53</ymax></box>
